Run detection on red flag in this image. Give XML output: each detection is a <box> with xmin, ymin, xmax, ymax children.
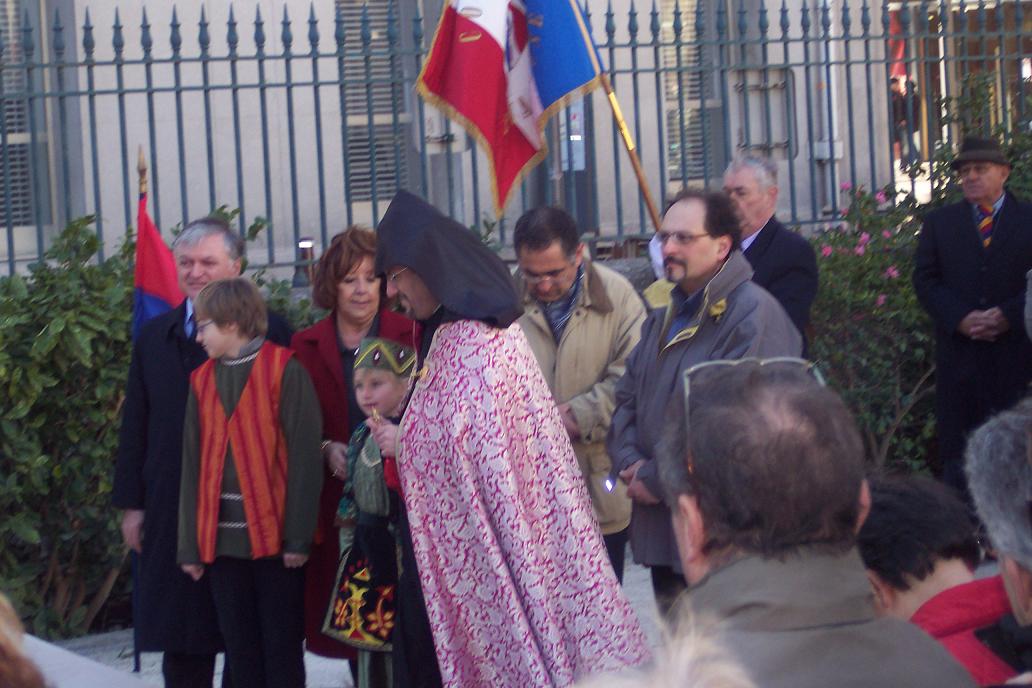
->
<box><xmin>132</xmin><ymin>193</ymin><xmax>183</xmax><ymax>338</ymax></box>
<box><xmin>417</xmin><ymin>1</ymin><xmax>603</xmax><ymax>216</ymax></box>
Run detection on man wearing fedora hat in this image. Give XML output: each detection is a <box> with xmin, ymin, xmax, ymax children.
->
<box><xmin>913</xmin><ymin>136</ymin><xmax>1032</xmax><ymax>501</ymax></box>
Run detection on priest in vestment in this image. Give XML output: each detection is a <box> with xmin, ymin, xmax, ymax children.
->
<box><xmin>368</xmin><ymin>190</ymin><xmax>651</xmax><ymax>688</ymax></box>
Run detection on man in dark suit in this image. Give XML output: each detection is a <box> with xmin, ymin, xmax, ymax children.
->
<box><xmin>914</xmin><ymin>136</ymin><xmax>1032</xmax><ymax>500</ymax></box>
<box><xmin>112</xmin><ymin>217</ymin><xmax>292</xmax><ymax>688</ymax></box>
<box><xmin>723</xmin><ymin>156</ymin><xmax>819</xmax><ymax>344</ymax></box>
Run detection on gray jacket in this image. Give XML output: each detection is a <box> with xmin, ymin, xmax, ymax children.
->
<box><xmin>690</xmin><ymin>549</ymin><xmax>975</xmax><ymax>688</ymax></box>
<box><xmin>607</xmin><ymin>250</ymin><xmax>802</xmax><ymax>569</ymax></box>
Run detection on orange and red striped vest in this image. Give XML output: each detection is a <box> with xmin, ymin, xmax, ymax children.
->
<box><xmin>190</xmin><ymin>341</ymin><xmax>293</xmax><ymax>563</ymax></box>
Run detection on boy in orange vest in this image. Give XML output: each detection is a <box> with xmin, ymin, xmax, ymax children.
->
<box><xmin>177</xmin><ymin>277</ymin><xmax>323</xmax><ymax>688</ymax></box>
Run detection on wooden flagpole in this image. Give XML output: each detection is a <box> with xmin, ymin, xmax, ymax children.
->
<box><xmin>599</xmin><ymin>72</ymin><xmax>662</xmax><ymax>233</ymax></box>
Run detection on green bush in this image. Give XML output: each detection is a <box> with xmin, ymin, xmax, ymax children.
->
<box><xmin>810</xmin><ymin>76</ymin><xmax>1032</xmax><ymax>472</ymax></box>
<box><xmin>0</xmin><ymin>214</ymin><xmax>314</xmax><ymax>638</ymax></box>
<box><xmin>810</xmin><ymin>191</ymin><xmax>936</xmax><ymax>471</ymax></box>
<box><xmin>0</xmin><ymin>217</ymin><xmax>133</xmax><ymax>637</ymax></box>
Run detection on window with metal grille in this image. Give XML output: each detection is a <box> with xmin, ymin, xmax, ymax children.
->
<box><xmin>660</xmin><ymin>0</ymin><xmax>724</xmax><ymax>182</ymax></box>
<box><xmin>0</xmin><ymin>0</ymin><xmax>36</xmax><ymax>227</ymax></box>
<box><xmin>335</xmin><ymin>0</ymin><xmax>409</xmax><ymax>202</ymax></box>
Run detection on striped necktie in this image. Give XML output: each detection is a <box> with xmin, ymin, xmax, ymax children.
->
<box><xmin>977</xmin><ymin>204</ymin><xmax>994</xmax><ymax>248</ymax></box>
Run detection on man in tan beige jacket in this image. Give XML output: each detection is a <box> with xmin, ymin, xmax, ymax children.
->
<box><xmin>514</xmin><ymin>206</ymin><xmax>647</xmax><ymax>582</ymax></box>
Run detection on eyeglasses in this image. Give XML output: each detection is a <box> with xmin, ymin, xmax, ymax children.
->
<box><xmin>522</xmin><ymin>261</ymin><xmax>575</xmax><ymax>284</ymax></box>
<box><xmin>387</xmin><ymin>267</ymin><xmax>409</xmax><ymax>283</ymax></box>
<box><xmin>657</xmin><ymin>230</ymin><xmax>710</xmax><ymax>246</ymax></box>
<box><xmin>682</xmin><ymin>357</ymin><xmax>825</xmax><ymax>454</ymax></box>
<box><xmin>195</xmin><ymin>319</ymin><xmax>216</xmax><ymax>335</ymax></box>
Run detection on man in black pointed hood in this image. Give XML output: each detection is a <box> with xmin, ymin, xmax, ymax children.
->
<box><xmin>368</xmin><ymin>191</ymin><xmax>650</xmax><ymax>687</ymax></box>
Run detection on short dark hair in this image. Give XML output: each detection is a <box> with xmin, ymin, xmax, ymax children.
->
<box><xmin>664</xmin><ymin>189</ymin><xmax>742</xmax><ymax>251</ymax></box>
<box><xmin>194</xmin><ymin>277</ymin><xmax>268</xmax><ymax>339</ymax></box>
<box><xmin>659</xmin><ymin>362</ymin><xmax>865</xmax><ymax>558</ymax></box>
<box><xmin>857</xmin><ymin>476</ymin><xmax>980</xmax><ymax>591</ymax></box>
<box><xmin>311</xmin><ymin>226</ymin><xmax>379</xmax><ymax>311</ymax></box>
<box><xmin>513</xmin><ymin>206</ymin><xmax>580</xmax><ymax>257</ymax></box>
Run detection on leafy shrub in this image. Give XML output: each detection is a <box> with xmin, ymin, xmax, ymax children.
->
<box><xmin>810</xmin><ymin>76</ymin><xmax>1032</xmax><ymax>472</ymax></box>
<box><xmin>810</xmin><ymin>192</ymin><xmax>936</xmax><ymax>471</ymax></box>
<box><xmin>0</xmin><ymin>217</ymin><xmax>133</xmax><ymax>637</ymax></box>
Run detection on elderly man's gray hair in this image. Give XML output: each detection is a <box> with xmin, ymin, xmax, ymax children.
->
<box><xmin>172</xmin><ymin>216</ymin><xmax>245</xmax><ymax>261</ymax></box>
<box><xmin>965</xmin><ymin>398</ymin><xmax>1032</xmax><ymax>569</ymax></box>
<box><xmin>725</xmin><ymin>156</ymin><xmax>778</xmax><ymax>191</ymax></box>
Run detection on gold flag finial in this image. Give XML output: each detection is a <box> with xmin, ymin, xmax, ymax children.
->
<box><xmin>137</xmin><ymin>145</ymin><xmax>148</xmax><ymax>196</ymax></box>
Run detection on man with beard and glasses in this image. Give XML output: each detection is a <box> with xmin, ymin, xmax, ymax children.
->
<box><xmin>607</xmin><ymin>189</ymin><xmax>801</xmax><ymax>617</ymax></box>
<box><xmin>365</xmin><ymin>190</ymin><xmax>650</xmax><ymax>688</ymax></box>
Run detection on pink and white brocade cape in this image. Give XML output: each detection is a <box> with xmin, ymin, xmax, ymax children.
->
<box><xmin>397</xmin><ymin>319</ymin><xmax>652</xmax><ymax>688</ymax></box>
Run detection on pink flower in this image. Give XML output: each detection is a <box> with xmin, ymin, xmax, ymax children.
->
<box><xmin>882</xmin><ymin>230</ymin><xmax>892</xmax><ymax>239</ymax></box>
<box><xmin>875</xmin><ymin>190</ymin><xmax>887</xmax><ymax>204</ymax></box>
<box><xmin>854</xmin><ymin>245</ymin><xmax>866</xmax><ymax>256</ymax></box>
<box><xmin>875</xmin><ymin>294</ymin><xmax>887</xmax><ymax>307</ymax></box>
<box><xmin>884</xmin><ymin>265</ymin><xmax>900</xmax><ymax>279</ymax></box>
<box><xmin>821</xmin><ymin>245</ymin><xmax>833</xmax><ymax>258</ymax></box>
<box><xmin>840</xmin><ymin>182</ymin><xmax>852</xmax><ymax>191</ymax></box>
<box><xmin>858</xmin><ymin>232</ymin><xmax>871</xmax><ymax>246</ymax></box>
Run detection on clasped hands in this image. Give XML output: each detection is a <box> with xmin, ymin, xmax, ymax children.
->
<box><xmin>958</xmin><ymin>307</ymin><xmax>1009</xmax><ymax>341</ymax></box>
<box><xmin>618</xmin><ymin>459</ymin><xmax>661</xmax><ymax>505</ymax></box>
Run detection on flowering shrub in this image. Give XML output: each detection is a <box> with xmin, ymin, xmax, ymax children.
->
<box><xmin>809</xmin><ymin>187</ymin><xmax>936</xmax><ymax>472</ymax></box>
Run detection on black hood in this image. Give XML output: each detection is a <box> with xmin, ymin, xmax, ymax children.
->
<box><xmin>375</xmin><ymin>190</ymin><xmax>522</xmax><ymax>328</ymax></box>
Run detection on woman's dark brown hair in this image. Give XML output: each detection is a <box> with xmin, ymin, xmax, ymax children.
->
<box><xmin>312</xmin><ymin>227</ymin><xmax>378</xmax><ymax>311</ymax></box>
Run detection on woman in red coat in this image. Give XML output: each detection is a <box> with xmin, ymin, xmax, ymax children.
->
<box><xmin>291</xmin><ymin>227</ymin><xmax>420</xmax><ymax>668</ymax></box>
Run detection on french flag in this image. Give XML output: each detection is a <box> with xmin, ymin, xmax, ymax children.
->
<box><xmin>132</xmin><ymin>193</ymin><xmax>183</xmax><ymax>339</ymax></box>
<box><xmin>417</xmin><ymin>0</ymin><xmax>603</xmax><ymax>214</ymax></box>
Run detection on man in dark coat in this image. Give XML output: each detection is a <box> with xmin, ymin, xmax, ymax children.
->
<box><xmin>112</xmin><ymin>217</ymin><xmax>291</xmax><ymax>688</ymax></box>
<box><xmin>913</xmin><ymin>137</ymin><xmax>1032</xmax><ymax>499</ymax></box>
<box><xmin>723</xmin><ymin>156</ymin><xmax>819</xmax><ymax>345</ymax></box>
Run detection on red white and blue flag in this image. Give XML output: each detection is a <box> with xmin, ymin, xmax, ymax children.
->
<box><xmin>132</xmin><ymin>193</ymin><xmax>183</xmax><ymax>339</ymax></box>
<box><xmin>417</xmin><ymin>0</ymin><xmax>604</xmax><ymax>214</ymax></box>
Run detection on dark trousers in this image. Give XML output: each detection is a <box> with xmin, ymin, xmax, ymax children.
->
<box><xmin>392</xmin><ymin>505</ymin><xmax>443</xmax><ymax>688</ymax></box>
<box><xmin>650</xmin><ymin>565</ymin><xmax>688</xmax><ymax>620</ymax></box>
<box><xmin>603</xmin><ymin>528</ymin><xmax>629</xmax><ymax>584</ymax></box>
<box><xmin>207</xmin><ymin>556</ymin><xmax>306</xmax><ymax>688</ymax></box>
<box><xmin>162</xmin><ymin>651</ymin><xmax>231</xmax><ymax>688</ymax></box>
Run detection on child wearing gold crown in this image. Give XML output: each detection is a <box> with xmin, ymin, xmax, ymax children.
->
<box><xmin>322</xmin><ymin>336</ymin><xmax>415</xmax><ymax>688</ymax></box>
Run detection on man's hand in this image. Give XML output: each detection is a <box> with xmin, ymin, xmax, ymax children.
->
<box><xmin>121</xmin><ymin>509</ymin><xmax>145</xmax><ymax>553</ymax></box>
<box><xmin>626</xmin><ymin>476</ymin><xmax>661</xmax><ymax>505</ymax></box>
<box><xmin>368</xmin><ymin>417</ymin><xmax>401</xmax><ymax>457</ymax></box>
<box><xmin>618</xmin><ymin>459</ymin><xmax>661</xmax><ymax>505</ymax></box>
<box><xmin>324</xmin><ymin>441</ymin><xmax>348</xmax><ymax>481</ymax></box>
<box><xmin>181</xmin><ymin>564</ymin><xmax>204</xmax><ymax>581</ymax></box>
<box><xmin>983</xmin><ymin>307</ymin><xmax>1011</xmax><ymax>339</ymax></box>
<box><xmin>557</xmin><ymin>403</ymin><xmax>581</xmax><ymax>440</ymax></box>
<box><xmin>958</xmin><ymin>310</ymin><xmax>991</xmax><ymax>339</ymax></box>
<box><xmin>618</xmin><ymin>459</ymin><xmax>645</xmax><ymax>485</ymax></box>
<box><xmin>283</xmin><ymin>552</ymin><xmax>309</xmax><ymax>568</ymax></box>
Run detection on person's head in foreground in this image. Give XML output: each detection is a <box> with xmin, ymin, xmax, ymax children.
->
<box><xmin>858</xmin><ymin>475</ymin><xmax>981</xmax><ymax>620</ymax></box>
<box><xmin>374</xmin><ymin>190</ymin><xmax>521</xmax><ymax>327</ymax></box>
<box><xmin>966</xmin><ymin>398</ymin><xmax>1032</xmax><ymax>625</ymax></box>
<box><xmin>352</xmin><ymin>336</ymin><xmax>415</xmax><ymax>420</ymax></box>
<box><xmin>0</xmin><ymin>593</ymin><xmax>45</xmax><ymax>688</ymax></box>
<box><xmin>659</xmin><ymin>359</ymin><xmax>867</xmax><ymax>583</ymax></box>
<box><xmin>574</xmin><ymin>614</ymin><xmax>754</xmax><ymax>688</ymax></box>
<box><xmin>311</xmin><ymin>226</ymin><xmax>381</xmax><ymax>328</ymax></box>
<box><xmin>193</xmin><ymin>277</ymin><xmax>268</xmax><ymax>360</ymax></box>
<box><xmin>658</xmin><ymin>190</ymin><xmax>741</xmax><ymax>295</ymax></box>
<box><xmin>655</xmin><ymin>360</ymin><xmax>976</xmax><ymax>687</ymax></box>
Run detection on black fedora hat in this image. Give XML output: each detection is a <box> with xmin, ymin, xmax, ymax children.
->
<box><xmin>951</xmin><ymin>136</ymin><xmax>1010</xmax><ymax>168</ymax></box>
